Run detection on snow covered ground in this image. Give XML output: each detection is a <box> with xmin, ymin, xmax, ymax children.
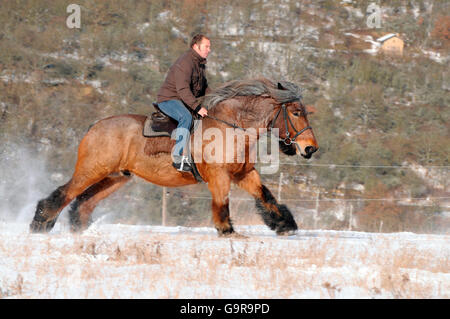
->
<box><xmin>0</xmin><ymin>222</ymin><xmax>448</xmax><ymax>299</ymax></box>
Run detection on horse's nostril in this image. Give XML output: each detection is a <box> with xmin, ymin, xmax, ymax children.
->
<box><xmin>305</xmin><ymin>146</ymin><xmax>316</xmax><ymax>154</ymax></box>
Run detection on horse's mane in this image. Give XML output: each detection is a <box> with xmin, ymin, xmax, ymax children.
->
<box><xmin>203</xmin><ymin>78</ymin><xmax>303</xmax><ymax>110</ymax></box>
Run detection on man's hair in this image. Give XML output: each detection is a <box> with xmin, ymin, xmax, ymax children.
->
<box><xmin>190</xmin><ymin>34</ymin><xmax>209</xmax><ymax>48</ymax></box>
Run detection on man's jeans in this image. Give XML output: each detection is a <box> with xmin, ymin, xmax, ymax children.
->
<box><xmin>157</xmin><ymin>100</ymin><xmax>193</xmax><ymax>160</ymax></box>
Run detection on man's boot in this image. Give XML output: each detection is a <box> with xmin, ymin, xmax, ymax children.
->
<box><xmin>172</xmin><ymin>155</ymin><xmax>193</xmax><ymax>172</ymax></box>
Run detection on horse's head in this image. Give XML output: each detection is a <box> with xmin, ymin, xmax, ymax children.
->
<box><xmin>203</xmin><ymin>78</ymin><xmax>319</xmax><ymax>159</ymax></box>
<box><xmin>269</xmin><ymin>99</ymin><xmax>319</xmax><ymax>159</ymax></box>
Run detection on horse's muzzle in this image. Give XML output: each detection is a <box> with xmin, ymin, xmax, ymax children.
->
<box><xmin>301</xmin><ymin>145</ymin><xmax>318</xmax><ymax>159</ymax></box>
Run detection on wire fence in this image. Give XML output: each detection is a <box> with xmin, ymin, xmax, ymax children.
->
<box><xmin>158</xmin><ymin>161</ymin><xmax>449</xmax><ymax>232</ymax></box>
<box><xmin>167</xmin><ymin>191</ymin><xmax>450</xmax><ymax>204</ymax></box>
<box><xmin>163</xmin><ymin>175</ymin><xmax>448</xmax><ymax>203</ymax></box>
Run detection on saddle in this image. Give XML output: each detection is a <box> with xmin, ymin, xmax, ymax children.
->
<box><xmin>143</xmin><ymin>103</ymin><xmax>199</xmax><ymax>137</ymax></box>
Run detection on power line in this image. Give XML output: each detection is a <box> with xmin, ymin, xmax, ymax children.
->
<box><xmin>278</xmin><ymin>162</ymin><xmax>450</xmax><ymax>169</ymax></box>
<box><xmin>281</xmin><ymin>197</ymin><xmax>450</xmax><ymax>203</ymax></box>
<box><xmin>171</xmin><ymin>194</ymin><xmax>450</xmax><ymax>203</ymax></box>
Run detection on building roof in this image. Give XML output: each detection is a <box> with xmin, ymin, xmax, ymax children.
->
<box><xmin>376</xmin><ymin>33</ymin><xmax>398</xmax><ymax>42</ymax></box>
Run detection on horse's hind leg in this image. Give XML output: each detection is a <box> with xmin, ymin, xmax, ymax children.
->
<box><xmin>30</xmin><ymin>164</ymin><xmax>111</xmax><ymax>233</ymax></box>
<box><xmin>30</xmin><ymin>173</ymin><xmax>107</xmax><ymax>233</ymax></box>
<box><xmin>30</xmin><ymin>119</ymin><xmax>129</xmax><ymax>233</ymax></box>
<box><xmin>235</xmin><ymin>169</ymin><xmax>298</xmax><ymax>235</ymax></box>
<box><xmin>69</xmin><ymin>174</ymin><xmax>131</xmax><ymax>232</ymax></box>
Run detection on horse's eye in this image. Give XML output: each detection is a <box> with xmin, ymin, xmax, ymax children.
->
<box><xmin>293</xmin><ymin>111</ymin><xmax>301</xmax><ymax>117</ymax></box>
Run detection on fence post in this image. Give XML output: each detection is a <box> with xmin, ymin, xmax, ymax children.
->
<box><xmin>314</xmin><ymin>191</ymin><xmax>320</xmax><ymax>229</ymax></box>
<box><xmin>277</xmin><ymin>172</ymin><xmax>283</xmax><ymax>201</ymax></box>
<box><xmin>162</xmin><ymin>187</ymin><xmax>167</xmax><ymax>226</ymax></box>
<box><xmin>348</xmin><ymin>203</ymin><xmax>353</xmax><ymax>231</ymax></box>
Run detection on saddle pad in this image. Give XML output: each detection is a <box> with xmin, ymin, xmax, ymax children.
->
<box><xmin>143</xmin><ymin>116</ymin><xmax>171</xmax><ymax>137</ymax></box>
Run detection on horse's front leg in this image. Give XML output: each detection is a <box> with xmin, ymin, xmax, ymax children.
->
<box><xmin>207</xmin><ymin>172</ymin><xmax>236</xmax><ymax>236</ymax></box>
<box><xmin>235</xmin><ymin>169</ymin><xmax>298</xmax><ymax>235</ymax></box>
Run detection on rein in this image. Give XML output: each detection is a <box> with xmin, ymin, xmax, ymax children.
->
<box><xmin>205</xmin><ymin>114</ymin><xmax>247</xmax><ymax>131</ymax></box>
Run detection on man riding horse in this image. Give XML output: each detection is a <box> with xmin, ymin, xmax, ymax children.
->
<box><xmin>29</xmin><ymin>31</ymin><xmax>319</xmax><ymax>236</ymax></box>
<box><xmin>156</xmin><ymin>34</ymin><xmax>210</xmax><ymax>172</ymax></box>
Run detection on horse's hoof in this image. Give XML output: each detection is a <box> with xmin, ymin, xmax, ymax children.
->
<box><xmin>29</xmin><ymin>219</ymin><xmax>54</xmax><ymax>233</ymax></box>
<box><xmin>30</xmin><ymin>220</ymin><xmax>45</xmax><ymax>233</ymax></box>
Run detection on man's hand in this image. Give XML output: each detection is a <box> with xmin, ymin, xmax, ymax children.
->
<box><xmin>198</xmin><ymin>107</ymin><xmax>208</xmax><ymax>117</ymax></box>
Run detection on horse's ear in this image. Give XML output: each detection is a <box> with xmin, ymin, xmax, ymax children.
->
<box><xmin>277</xmin><ymin>82</ymin><xmax>286</xmax><ymax>90</ymax></box>
<box><xmin>306</xmin><ymin>105</ymin><xmax>317</xmax><ymax>114</ymax></box>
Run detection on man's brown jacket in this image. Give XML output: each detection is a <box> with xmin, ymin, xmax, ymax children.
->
<box><xmin>157</xmin><ymin>48</ymin><xmax>210</xmax><ymax>113</ymax></box>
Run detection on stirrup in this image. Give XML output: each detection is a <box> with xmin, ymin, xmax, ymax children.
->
<box><xmin>172</xmin><ymin>156</ymin><xmax>192</xmax><ymax>172</ymax></box>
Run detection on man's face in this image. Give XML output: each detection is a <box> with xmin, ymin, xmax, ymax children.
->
<box><xmin>193</xmin><ymin>38</ymin><xmax>211</xmax><ymax>59</ymax></box>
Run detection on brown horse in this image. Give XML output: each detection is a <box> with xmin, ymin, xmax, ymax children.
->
<box><xmin>30</xmin><ymin>78</ymin><xmax>318</xmax><ymax>236</ymax></box>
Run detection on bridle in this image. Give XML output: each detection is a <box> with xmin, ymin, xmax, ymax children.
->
<box><xmin>206</xmin><ymin>101</ymin><xmax>312</xmax><ymax>146</ymax></box>
<box><xmin>269</xmin><ymin>102</ymin><xmax>312</xmax><ymax>146</ymax></box>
